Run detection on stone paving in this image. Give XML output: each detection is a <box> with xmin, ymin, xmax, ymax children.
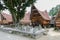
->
<box><xmin>0</xmin><ymin>28</ymin><xmax>60</xmax><ymax>40</ymax></box>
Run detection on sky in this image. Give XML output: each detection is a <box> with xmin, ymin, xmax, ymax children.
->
<box><xmin>2</xmin><ymin>0</ymin><xmax>60</xmax><ymax>14</ymax></box>
<box><xmin>26</xmin><ymin>0</ymin><xmax>60</xmax><ymax>12</ymax></box>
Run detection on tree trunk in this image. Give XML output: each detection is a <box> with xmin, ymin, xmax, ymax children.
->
<box><xmin>11</xmin><ymin>12</ymin><xmax>17</xmax><ymax>27</ymax></box>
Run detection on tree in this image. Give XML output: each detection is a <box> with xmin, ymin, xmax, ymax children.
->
<box><xmin>3</xmin><ymin>0</ymin><xmax>36</xmax><ymax>24</ymax></box>
<box><xmin>49</xmin><ymin>5</ymin><xmax>60</xmax><ymax>16</ymax></box>
<box><xmin>0</xmin><ymin>2</ymin><xmax>6</xmax><ymax>11</ymax></box>
<box><xmin>0</xmin><ymin>0</ymin><xmax>7</xmax><ymax>11</ymax></box>
<box><xmin>49</xmin><ymin>7</ymin><xmax>58</xmax><ymax>16</ymax></box>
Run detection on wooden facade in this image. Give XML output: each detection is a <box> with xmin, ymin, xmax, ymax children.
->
<box><xmin>30</xmin><ymin>5</ymin><xmax>50</xmax><ymax>27</ymax></box>
<box><xmin>55</xmin><ymin>11</ymin><xmax>60</xmax><ymax>28</ymax></box>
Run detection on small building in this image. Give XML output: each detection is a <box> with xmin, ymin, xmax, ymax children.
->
<box><xmin>55</xmin><ymin>11</ymin><xmax>60</xmax><ymax>28</ymax></box>
<box><xmin>30</xmin><ymin>5</ymin><xmax>50</xmax><ymax>27</ymax></box>
<box><xmin>20</xmin><ymin>12</ymin><xmax>31</xmax><ymax>25</ymax></box>
<box><xmin>0</xmin><ymin>13</ymin><xmax>13</xmax><ymax>25</ymax></box>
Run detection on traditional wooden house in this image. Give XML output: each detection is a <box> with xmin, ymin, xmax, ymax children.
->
<box><xmin>55</xmin><ymin>11</ymin><xmax>60</xmax><ymax>29</ymax></box>
<box><xmin>0</xmin><ymin>13</ymin><xmax>13</xmax><ymax>25</ymax></box>
<box><xmin>20</xmin><ymin>12</ymin><xmax>31</xmax><ymax>25</ymax></box>
<box><xmin>49</xmin><ymin>15</ymin><xmax>56</xmax><ymax>27</ymax></box>
<box><xmin>30</xmin><ymin>5</ymin><xmax>50</xmax><ymax>28</ymax></box>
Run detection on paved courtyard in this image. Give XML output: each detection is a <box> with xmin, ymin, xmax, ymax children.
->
<box><xmin>0</xmin><ymin>28</ymin><xmax>60</xmax><ymax>40</ymax></box>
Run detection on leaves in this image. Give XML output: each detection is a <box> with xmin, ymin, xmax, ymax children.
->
<box><xmin>3</xmin><ymin>0</ymin><xmax>36</xmax><ymax>23</ymax></box>
<box><xmin>0</xmin><ymin>2</ymin><xmax>5</xmax><ymax>11</ymax></box>
<box><xmin>49</xmin><ymin>5</ymin><xmax>60</xmax><ymax>16</ymax></box>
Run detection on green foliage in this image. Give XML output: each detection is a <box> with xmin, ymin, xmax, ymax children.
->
<box><xmin>0</xmin><ymin>3</ymin><xmax>3</xmax><ymax>10</ymax></box>
<box><xmin>3</xmin><ymin>0</ymin><xmax>36</xmax><ymax>23</ymax></box>
<box><xmin>49</xmin><ymin>5</ymin><xmax>60</xmax><ymax>16</ymax></box>
<box><xmin>0</xmin><ymin>2</ymin><xmax>6</xmax><ymax>11</ymax></box>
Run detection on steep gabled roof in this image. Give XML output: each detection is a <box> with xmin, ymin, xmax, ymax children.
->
<box><xmin>31</xmin><ymin>5</ymin><xmax>50</xmax><ymax>20</ymax></box>
<box><xmin>39</xmin><ymin>10</ymin><xmax>50</xmax><ymax>20</ymax></box>
<box><xmin>20</xmin><ymin>12</ymin><xmax>31</xmax><ymax>24</ymax></box>
<box><xmin>0</xmin><ymin>13</ymin><xmax>13</xmax><ymax>24</ymax></box>
<box><xmin>2</xmin><ymin>13</ymin><xmax>13</xmax><ymax>22</ymax></box>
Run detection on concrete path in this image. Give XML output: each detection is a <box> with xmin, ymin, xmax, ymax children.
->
<box><xmin>0</xmin><ymin>28</ymin><xmax>60</xmax><ymax>40</ymax></box>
